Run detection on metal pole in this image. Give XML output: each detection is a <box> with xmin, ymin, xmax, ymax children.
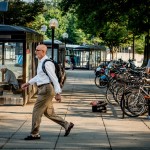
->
<box><xmin>64</xmin><ymin>38</ymin><xmax>66</xmax><ymax>68</ymax></box>
<box><xmin>132</xmin><ymin>35</ymin><xmax>135</xmax><ymax>60</ymax></box>
<box><xmin>51</xmin><ymin>28</ymin><xmax>54</xmax><ymax>59</ymax></box>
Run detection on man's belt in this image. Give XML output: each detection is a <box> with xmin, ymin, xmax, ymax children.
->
<box><xmin>37</xmin><ymin>83</ymin><xmax>50</xmax><ymax>88</ymax></box>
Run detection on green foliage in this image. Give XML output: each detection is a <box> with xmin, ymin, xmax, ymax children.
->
<box><xmin>127</xmin><ymin>0</ymin><xmax>150</xmax><ymax>34</ymax></box>
<box><xmin>102</xmin><ymin>22</ymin><xmax>128</xmax><ymax>47</ymax></box>
<box><xmin>0</xmin><ymin>0</ymin><xmax>45</xmax><ymax>26</ymax></box>
<box><xmin>59</xmin><ymin>0</ymin><xmax>149</xmax><ymax>56</ymax></box>
<box><xmin>0</xmin><ymin>0</ymin><xmax>149</xmax><ymax>55</ymax></box>
<box><xmin>28</xmin><ymin>3</ymin><xmax>93</xmax><ymax>44</ymax></box>
<box><xmin>135</xmin><ymin>35</ymin><xmax>145</xmax><ymax>54</ymax></box>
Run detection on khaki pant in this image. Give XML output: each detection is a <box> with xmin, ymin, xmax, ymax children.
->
<box><xmin>31</xmin><ymin>83</ymin><xmax>68</xmax><ymax>135</ymax></box>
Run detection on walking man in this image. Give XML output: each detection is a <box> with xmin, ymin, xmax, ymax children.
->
<box><xmin>21</xmin><ymin>44</ymin><xmax>74</xmax><ymax>140</ymax></box>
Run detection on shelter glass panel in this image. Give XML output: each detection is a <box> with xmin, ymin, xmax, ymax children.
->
<box><xmin>0</xmin><ymin>42</ymin><xmax>23</xmax><ymax>82</ymax></box>
<box><xmin>47</xmin><ymin>47</ymin><xmax>58</xmax><ymax>62</ymax></box>
<box><xmin>74</xmin><ymin>51</ymin><xmax>89</xmax><ymax>68</ymax></box>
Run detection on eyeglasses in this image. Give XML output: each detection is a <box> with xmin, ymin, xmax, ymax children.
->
<box><xmin>35</xmin><ymin>49</ymin><xmax>42</xmax><ymax>52</ymax></box>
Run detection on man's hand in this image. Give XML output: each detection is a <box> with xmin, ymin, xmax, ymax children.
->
<box><xmin>21</xmin><ymin>83</ymin><xmax>30</xmax><ymax>90</ymax></box>
<box><xmin>55</xmin><ymin>93</ymin><xmax>61</xmax><ymax>102</ymax></box>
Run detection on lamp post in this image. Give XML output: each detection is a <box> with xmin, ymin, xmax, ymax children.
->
<box><xmin>62</xmin><ymin>33</ymin><xmax>68</xmax><ymax>68</ymax></box>
<box><xmin>40</xmin><ymin>25</ymin><xmax>47</xmax><ymax>39</ymax></box>
<box><xmin>132</xmin><ymin>35</ymin><xmax>135</xmax><ymax>60</ymax></box>
<box><xmin>62</xmin><ymin>32</ymin><xmax>68</xmax><ymax>46</ymax></box>
<box><xmin>41</xmin><ymin>25</ymin><xmax>47</xmax><ymax>32</ymax></box>
<box><xmin>49</xmin><ymin>18</ymin><xmax>59</xmax><ymax>59</ymax></box>
<box><xmin>128</xmin><ymin>46</ymin><xmax>131</xmax><ymax>59</ymax></box>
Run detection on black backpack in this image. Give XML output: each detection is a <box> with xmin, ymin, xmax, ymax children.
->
<box><xmin>42</xmin><ymin>59</ymin><xmax>62</xmax><ymax>83</ymax></box>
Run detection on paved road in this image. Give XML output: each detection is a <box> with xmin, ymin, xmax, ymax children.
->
<box><xmin>0</xmin><ymin>70</ymin><xmax>150</xmax><ymax>150</ymax></box>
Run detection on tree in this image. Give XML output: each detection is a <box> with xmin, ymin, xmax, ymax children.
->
<box><xmin>28</xmin><ymin>3</ymin><xmax>92</xmax><ymax>45</ymax></box>
<box><xmin>100</xmin><ymin>22</ymin><xmax>129</xmax><ymax>58</ymax></box>
<box><xmin>60</xmin><ymin>0</ymin><xmax>150</xmax><ymax>62</ymax></box>
<box><xmin>0</xmin><ymin>0</ymin><xmax>45</xmax><ymax>26</ymax></box>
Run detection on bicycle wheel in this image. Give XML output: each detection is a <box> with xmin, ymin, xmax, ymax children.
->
<box><xmin>112</xmin><ymin>84</ymin><xmax>123</xmax><ymax>103</ymax></box>
<box><xmin>120</xmin><ymin>89</ymin><xmax>140</xmax><ymax>117</ymax></box>
<box><xmin>94</xmin><ymin>74</ymin><xmax>109</xmax><ymax>88</ymax></box>
<box><xmin>109</xmin><ymin>79</ymin><xmax>118</xmax><ymax>90</ymax></box>
<box><xmin>106</xmin><ymin>88</ymin><xmax>117</xmax><ymax>105</ymax></box>
<box><xmin>116</xmin><ymin>86</ymin><xmax>124</xmax><ymax>104</ymax></box>
<box><xmin>127</xmin><ymin>91</ymin><xmax>147</xmax><ymax>116</ymax></box>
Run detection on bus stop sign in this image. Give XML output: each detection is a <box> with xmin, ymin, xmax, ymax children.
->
<box><xmin>0</xmin><ymin>1</ymin><xmax>8</xmax><ymax>12</ymax></box>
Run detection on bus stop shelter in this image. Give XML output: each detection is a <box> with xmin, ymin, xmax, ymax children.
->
<box><xmin>0</xmin><ymin>24</ymin><xmax>43</xmax><ymax>105</ymax></box>
<box><xmin>66</xmin><ymin>44</ymin><xmax>106</xmax><ymax>69</ymax></box>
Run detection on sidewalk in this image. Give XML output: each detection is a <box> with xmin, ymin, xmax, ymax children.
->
<box><xmin>0</xmin><ymin>70</ymin><xmax>150</xmax><ymax>150</ymax></box>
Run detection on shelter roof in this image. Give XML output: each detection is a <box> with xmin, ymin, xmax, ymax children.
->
<box><xmin>43</xmin><ymin>39</ymin><xmax>63</xmax><ymax>45</ymax></box>
<box><xmin>0</xmin><ymin>24</ymin><xmax>39</xmax><ymax>34</ymax></box>
<box><xmin>71</xmin><ymin>44</ymin><xmax>106</xmax><ymax>51</ymax></box>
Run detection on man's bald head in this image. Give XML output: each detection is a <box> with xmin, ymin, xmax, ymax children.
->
<box><xmin>36</xmin><ymin>44</ymin><xmax>47</xmax><ymax>53</ymax></box>
<box><xmin>35</xmin><ymin>44</ymin><xmax>48</xmax><ymax>60</ymax></box>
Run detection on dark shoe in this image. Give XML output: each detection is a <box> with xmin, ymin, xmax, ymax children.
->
<box><xmin>24</xmin><ymin>134</ymin><xmax>41</xmax><ymax>140</ymax></box>
<box><xmin>64</xmin><ymin>122</ymin><xmax>74</xmax><ymax>136</ymax></box>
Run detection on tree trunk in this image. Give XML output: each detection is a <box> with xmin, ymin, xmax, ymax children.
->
<box><xmin>142</xmin><ymin>30</ymin><xmax>150</xmax><ymax>67</ymax></box>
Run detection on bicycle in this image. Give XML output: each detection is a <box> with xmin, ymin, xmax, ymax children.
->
<box><xmin>120</xmin><ymin>80</ymin><xmax>148</xmax><ymax>118</ymax></box>
<box><xmin>94</xmin><ymin>68</ymin><xmax>110</xmax><ymax>88</ymax></box>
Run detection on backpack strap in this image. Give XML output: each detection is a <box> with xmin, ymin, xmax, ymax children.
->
<box><xmin>42</xmin><ymin>59</ymin><xmax>53</xmax><ymax>79</ymax></box>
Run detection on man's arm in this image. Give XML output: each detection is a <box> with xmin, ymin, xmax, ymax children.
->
<box><xmin>21</xmin><ymin>75</ymin><xmax>37</xmax><ymax>90</ymax></box>
<box><xmin>45</xmin><ymin>62</ymin><xmax>62</xmax><ymax>102</ymax></box>
<box><xmin>45</xmin><ymin>61</ymin><xmax>62</xmax><ymax>94</ymax></box>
